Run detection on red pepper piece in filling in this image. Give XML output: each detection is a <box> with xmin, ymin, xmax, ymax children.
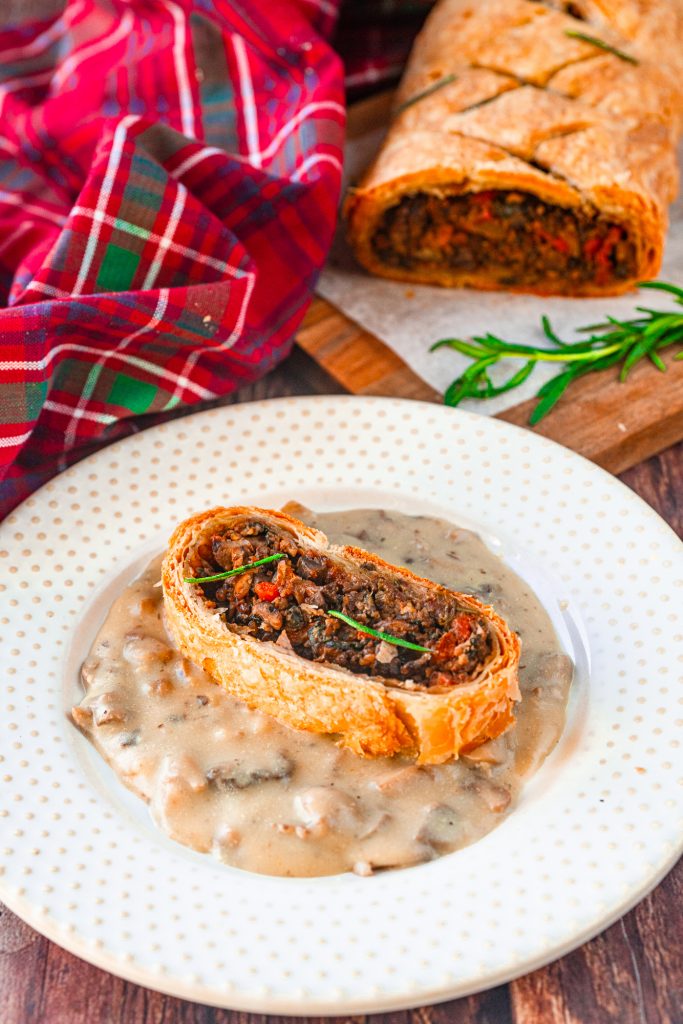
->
<box><xmin>533</xmin><ymin>223</ymin><xmax>570</xmax><ymax>254</ymax></box>
<box><xmin>433</xmin><ymin>612</ymin><xmax>473</xmax><ymax>661</ymax></box>
<box><xmin>469</xmin><ymin>190</ymin><xmax>494</xmax><ymax>222</ymax></box>
<box><xmin>583</xmin><ymin>226</ymin><xmax>624</xmax><ymax>282</ymax></box>
<box><xmin>451</xmin><ymin>612</ymin><xmax>473</xmax><ymax>644</ymax></box>
<box><xmin>254</xmin><ymin>581</ymin><xmax>280</xmax><ymax>602</ymax></box>
<box><xmin>583</xmin><ymin>235</ymin><xmax>601</xmax><ymax>259</ymax></box>
<box><xmin>432</xmin><ymin>223</ymin><xmax>456</xmax><ymax>246</ymax></box>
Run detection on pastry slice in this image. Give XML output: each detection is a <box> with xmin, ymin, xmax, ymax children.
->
<box><xmin>162</xmin><ymin>506</ymin><xmax>521</xmax><ymax>764</ymax></box>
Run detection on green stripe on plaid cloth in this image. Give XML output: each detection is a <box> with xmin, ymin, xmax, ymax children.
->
<box><xmin>96</xmin><ymin>245</ymin><xmax>141</xmax><ymax>292</ymax></box>
<box><xmin>107</xmin><ymin>374</ymin><xmax>158</xmax><ymax>413</ymax></box>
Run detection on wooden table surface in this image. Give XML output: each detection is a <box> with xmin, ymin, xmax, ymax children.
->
<box><xmin>1</xmin><ymin>346</ymin><xmax>681</xmax><ymax>1024</ymax></box>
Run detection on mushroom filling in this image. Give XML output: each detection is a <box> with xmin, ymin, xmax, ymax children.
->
<box><xmin>187</xmin><ymin>520</ymin><xmax>493</xmax><ymax>689</ymax></box>
<box><xmin>371</xmin><ymin>190</ymin><xmax>637</xmax><ymax>287</ymax></box>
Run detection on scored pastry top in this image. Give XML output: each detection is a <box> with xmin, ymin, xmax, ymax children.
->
<box><xmin>346</xmin><ymin>0</ymin><xmax>683</xmax><ymax>295</ymax></box>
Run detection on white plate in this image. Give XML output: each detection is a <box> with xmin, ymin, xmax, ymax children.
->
<box><xmin>0</xmin><ymin>396</ymin><xmax>681</xmax><ymax>1014</ymax></box>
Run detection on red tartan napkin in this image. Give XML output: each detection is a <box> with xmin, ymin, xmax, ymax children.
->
<box><xmin>0</xmin><ymin>0</ymin><xmax>345</xmax><ymax>517</ymax></box>
<box><xmin>0</xmin><ymin>0</ymin><xmax>430</xmax><ymax>519</ymax></box>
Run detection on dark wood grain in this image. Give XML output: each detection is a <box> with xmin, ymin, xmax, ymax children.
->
<box><xmin>1</xmin><ymin>347</ymin><xmax>680</xmax><ymax>1024</ymax></box>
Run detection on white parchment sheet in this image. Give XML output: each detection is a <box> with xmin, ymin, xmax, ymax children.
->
<box><xmin>317</xmin><ymin>129</ymin><xmax>683</xmax><ymax>414</ymax></box>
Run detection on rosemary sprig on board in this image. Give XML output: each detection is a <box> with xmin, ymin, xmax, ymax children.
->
<box><xmin>394</xmin><ymin>74</ymin><xmax>457</xmax><ymax>115</ymax></box>
<box><xmin>328</xmin><ymin>610</ymin><xmax>432</xmax><ymax>653</ymax></box>
<box><xmin>564</xmin><ymin>29</ymin><xmax>639</xmax><ymax>64</ymax></box>
<box><xmin>431</xmin><ymin>281</ymin><xmax>683</xmax><ymax>425</ymax></box>
<box><xmin>185</xmin><ymin>553</ymin><xmax>286</xmax><ymax>584</ymax></box>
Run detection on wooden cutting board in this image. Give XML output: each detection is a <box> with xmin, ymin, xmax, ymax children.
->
<box><xmin>296</xmin><ymin>93</ymin><xmax>683</xmax><ymax>476</ymax></box>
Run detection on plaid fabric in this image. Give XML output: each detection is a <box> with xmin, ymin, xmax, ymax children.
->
<box><xmin>0</xmin><ymin>0</ymin><xmax>430</xmax><ymax>520</ymax></box>
<box><xmin>0</xmin><ymin>0</ymin><xmax>344</xmax><ymax>517</ymax></box>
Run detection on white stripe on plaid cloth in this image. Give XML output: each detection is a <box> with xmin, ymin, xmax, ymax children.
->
<box><xmin>20</xmin><ymin>281</ymin><xmax>71</xmax><ymax>299</ymax></box>
<box><xmin>169</xmin><ymin>100</ymin><xmax>345</xmax><ymax>172</ymax></box>
<box><xmin>70</xmin><ymin>205</ymin><xmax>244</xmax><ymax>277</ymax></box>
<box><xmin>63</xmin><ymin>289</ymin><xmax>171</xmax><ymax>448</ymax></box>
<box><xmin>44</xmin><ymin>400</ymin><xmax>117</xmax><ymax>424</ymax></box>
<box><xmin>162</xmin><ymin>0</ymin><xmax>196</xmax><ymax>139</ymax></box>
<box><xmin>292</xmin><ymin>152</ymin><xmax>343</xmax><ymax>181</ymax></box>
<box><xmin>141</xmin><ymin>187</ymin><xmax>186</xmax><ymax>290</ymax></box>
<box><xmin>257</xmin><ymin>101</ymin><xmax>345</xmax><ymax>163</ymax></box>
<box><xmin>0</xmin><ymin>429</ymin><xmax>33</xmax><ymax>450</ymax></box>
<box><xmin>72</xmin><ymin>114</ymin><xmax>139</xmax><ymax>296</ymax></box>
<box><xmin>0</xmin><ymin>343</ymin><xmax>215</xmax><ymax>400</ymax></box>
<box><xmin>232</xmin><ymin>35</ymin><xmax>261</xmax><ymax>168</ymax></box>
<box><xmin>171</xmin><ymin>146</ymin><xmax>227</xmax><ymax>179</ymax></box>
<box><xmin>0</xmin><ymin>189</ymin><xmax>66</xmax><ymax>227</ymax></box>
<box><xmin>0</xmin><ymin>2</ymin><xmax>82</xmax><ymax>62</ymax></box>
<box><xmin>52</xmin><ymin>7</ymin><xmax>135</xmax><ymax>89</ymax></box>
<box><xmin>0</xmin><ymin>137</ymin><xmax>20</xmax><ymax>157</ymax></box>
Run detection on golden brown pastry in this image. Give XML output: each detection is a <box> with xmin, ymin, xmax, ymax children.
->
<box><xmin>162</xmin><ymin>506</ymin><xmax>521</xmax><ymax>764</ymax></box>
<box><xmin>345</xmin><ymin>0</ymin><xmax>683</xmax><ymax>296</ymax></box>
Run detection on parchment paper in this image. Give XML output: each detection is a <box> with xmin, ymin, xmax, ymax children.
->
<box><xmin>317</xmin><ymin>129</ymin><xmax>683</xmax><ymax>414</ymax></box>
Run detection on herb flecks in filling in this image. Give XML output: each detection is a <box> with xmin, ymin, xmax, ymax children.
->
<box><xmin>372</xmin><ymin>190</ymin><xmax>637</xmax><ymax>287</ymax></box>
<box><xmin>187</xmin><ymin>520</ymin><xmax>492</xmax><ymax>690</ymax></box>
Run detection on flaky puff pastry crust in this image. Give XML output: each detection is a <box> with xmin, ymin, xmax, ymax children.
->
<box><xmin>162</xmin><ymin>507</ymin><xmax>521</xmax><ymax>764</ymax></box>
<box><xmin>345</xmin><ymin>0</ymin><xmax>683</xmax><ymax>296</ymax></box>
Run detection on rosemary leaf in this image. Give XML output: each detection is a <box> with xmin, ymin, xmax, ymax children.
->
<box><xmin>328</xmin><ymin>610</ymin><xmax>432</xmax><ymax>652</ymax></box>
<box><xmin>185</xmin><ymin>553</ymin><xmax>286</xmax><ymax>584</ymax></box>
<box><xmin>394</xmin><ymin>73</ymin><xmax>457</xmax><ymax>115</ymax></box>
<box><xmin>529</xmin><ymin>370</ymin><xmax>577</xmax><ymax>425</ymax></box>
<box><xmin>541</xmin><ymin>315</ymin><xmax>571</xmax><ymax>348</ymax></box>
<box><xmin>496</xmin><ymin>361</ymin><xmax>536</xmax><ymax>393</ymax></box>
<box><xmin>620</xmin><ymin>335</ymin><xmax>658</xmax><ymax>380</ymax></box>
<box><xmin>564</xmin><ymin>29</ymin><xmax>639</xmax><ymax>64</ymax></box>
<box><xmin>639</xmin><ymin>281</ymin><xmax>683</xmax><ymax>300</ymax></box>
<box><xmin>431</xmin><ymin>337</ymin><xmax>492</xmax><ymax>360</ymax></box>
<box><xmin>433</xmin><ymin>281</ymin><xmax>683</xmax><ymax>424</ymax></box>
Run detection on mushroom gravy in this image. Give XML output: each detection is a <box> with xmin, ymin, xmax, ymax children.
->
<box><xmin>72</xmin><ymin>506</ymin><xmax>573</xmax><ymax>877</ymax></box>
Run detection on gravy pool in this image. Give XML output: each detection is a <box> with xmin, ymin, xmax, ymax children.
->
<box><xmin>72</xmin><ymin>506</ymin><xmax>573</xmax><ymax>876</ymax></box>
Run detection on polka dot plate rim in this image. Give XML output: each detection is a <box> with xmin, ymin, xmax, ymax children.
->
<box><xmin>0</xmin><ymin>395</ymin><xmax>681</xmax><ymax>1014</ymax></box>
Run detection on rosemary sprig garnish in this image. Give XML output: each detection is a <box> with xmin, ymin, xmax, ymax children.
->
<box><xmin>328</xmin><ymin>610</ymin><xmax>432</xmax><ymax>653</ymax></box>
<box><xmin>394</xmin><ymin>74</ymin><xmax>457</xmax><ymax>116</ymax></box>
<box><xmin>432</xmin><ymin>281</ymin><xmax>683</xmax><ymax>425</ymax></box>
<box><xmin>564</xmin><ymin>29</ymin><xmax>639</xmax><ymax>64</ymax></box>
<box><xmin>184</xmin><ymin>553</ymin><xmax>286</xmax><ymax>584</ymax></box>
